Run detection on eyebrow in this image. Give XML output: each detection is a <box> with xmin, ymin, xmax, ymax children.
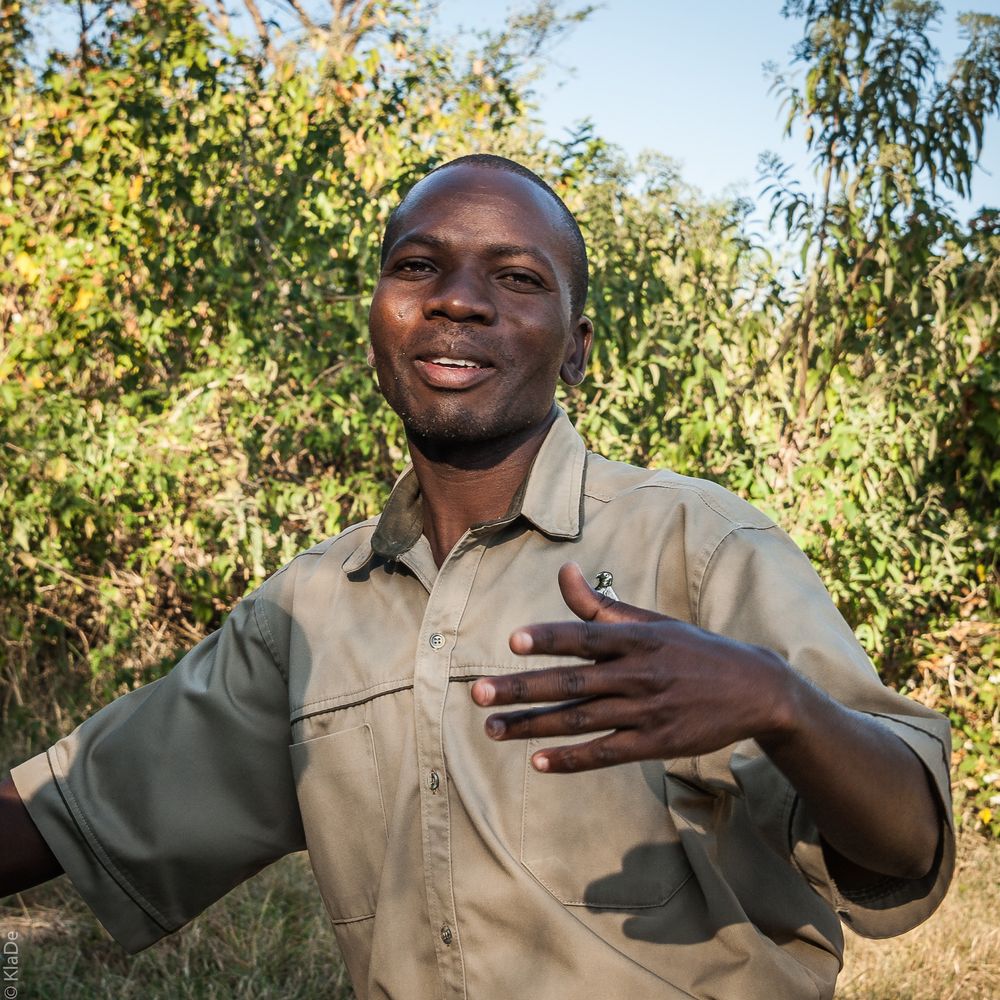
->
<box><xmin>389</xmin><ymin>233</ymin><xmax>556</xmax><ymax>272</ymax></box>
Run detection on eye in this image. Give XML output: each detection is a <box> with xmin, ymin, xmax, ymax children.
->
<box><xmin>392</xmin><ymin>258</ymin><xmax>435</xmax><ymax>276</ymax></box>
<box><xmin>500</xmin><ymin>270</ymin><xmax>543</xmax><ymax>289</ymax></box>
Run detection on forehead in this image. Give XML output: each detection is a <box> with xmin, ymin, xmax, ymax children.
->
<box><xmin>388</xmin><ymin>166</ymin><xmax>572</xmax><ymax>260</ymax></box>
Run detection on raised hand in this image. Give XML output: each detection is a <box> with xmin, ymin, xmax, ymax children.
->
<box><xmin>470</xmin><ymin>562</ymin><xmax>797</xmax><ymax>773</ymax></box>
<box><xmin>470</xmin><ymin>562</ymin><xmax>942</xmax><ymax>881</ymax></box>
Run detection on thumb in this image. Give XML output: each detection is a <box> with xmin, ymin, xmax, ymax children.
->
<box><xmin>557</xmin><ymin>562</ymin><xmax>667</xmax><ymax>624</ymax></box>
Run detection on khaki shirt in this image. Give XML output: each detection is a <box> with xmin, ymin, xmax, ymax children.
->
<box><xmin>13</xmin><ymin>410</ymin><xmax>954</xmax><ymax>1000</ymax></box>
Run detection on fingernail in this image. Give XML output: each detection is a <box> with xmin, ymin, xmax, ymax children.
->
<box><xmin>510</xmin><ymin>630</ymin><xmax>533</xmax><ymax>653</ymax></box>
<box><xmin>486</xmin><ymin>717</ymin><xmax>506</xmax><ymax>739</ymax></box>
<box><xmin>474</xmin><ymin>681</ymin><xmax>495</xmax><ymax>705</ymax></box>
<box><xmin>532</xmin><ymin>754</ymin><xmax>549</xmax><ymax>772</ymax></box>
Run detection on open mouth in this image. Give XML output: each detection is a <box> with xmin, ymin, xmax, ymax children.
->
<box><xmin>426</xmin><ymin>356</ymin><xmax>485</xmax><ymax>369</ymax></box>
<box><xmin>415</xmin><ymin>355</ymin><xmax>495</xmax><ymax>389</ymax></box>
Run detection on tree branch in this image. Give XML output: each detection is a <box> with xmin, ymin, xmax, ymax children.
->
<box><xmin>242</xmin><ymin>0</ymin><xmax>278</xmax><ymax>60</ymax></box>
<box><xmin>199</xmin><ymin>0</ymin><xmax>232</xmax><ymax>38</ymax></box>
<box><xmin>281</xmin><ymin>0</ymin><xmax>320</xmax><ymax>33</ymax></box>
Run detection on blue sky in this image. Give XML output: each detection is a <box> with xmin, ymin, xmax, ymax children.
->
<box><xmin>437</xmin><ymin>0</ymin><xmax>1000</xmax><ymax>220</ymax></box>
<box><xmin>38</xmin><ymin>1</ymin><xmax>999</xmax><ymax>217</ymax></box>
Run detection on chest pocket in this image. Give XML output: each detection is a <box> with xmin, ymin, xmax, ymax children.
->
<box><xmin>521</xmin><ymin>736</ymin><xmax>692</xmax><ymax>909</ymax></box>
<box><xmin>290</xmin><ymin>723</ymin><xmax>388</xmax><ymax>922</ymax></box>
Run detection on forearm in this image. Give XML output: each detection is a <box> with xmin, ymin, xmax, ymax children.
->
<box><xmin>0</xmin><ymin>776</ymin><xmax>63</xmax><ymax>896</ymax></box>
<box><xmin>479</xmin><ymin>563</ymin><xmax>945</xmax><ymax>884</ymax></box>
<box><xmin>758</xmin><ymin>666</ymin><xmax>941</xmax><ymax>882</ymax></box>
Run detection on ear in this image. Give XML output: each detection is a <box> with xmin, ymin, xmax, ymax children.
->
<box><xmin>559</xmin><ymin>315</ymin><xmax>594</xmax><ymax>387</ymax></box>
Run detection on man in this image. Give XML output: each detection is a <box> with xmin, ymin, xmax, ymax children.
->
<box><xmin>1</xmin><ymin>155</ymin><xmax>953</xmax><ymax>1000</ymax></box>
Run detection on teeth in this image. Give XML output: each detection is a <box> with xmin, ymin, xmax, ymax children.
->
<box><xmin>429</xmin><ymin>357</ymin><xmax>481</xmax><ymax>368</ymax></box>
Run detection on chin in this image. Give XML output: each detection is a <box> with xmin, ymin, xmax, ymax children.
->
<box><xmin>396</xmin><ymin>402</ymin><xmax>542</xmax><ymax>448</ymax></box>
<box><xmin>402</xmin><ymin>412</ymin><xmax>505</xmax><ymax>444</ymax></box>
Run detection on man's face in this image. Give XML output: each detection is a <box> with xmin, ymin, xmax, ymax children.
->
<box><xmin>368</xmin><ymin>165</ymin><xmax>592</xmax><ymax>445</ymax></box>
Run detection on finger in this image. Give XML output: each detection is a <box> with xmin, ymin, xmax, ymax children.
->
<box><xmin>484</xmin><ymin>696</ymin><xmax>636</xmax><ymax>741</ymax></box>
<box><xmin>508</xmin><ymin>617</ymin><xmax>649</xmax><ymax>660</ymax></box>
<box><xmin>471</xmin><ymin>661</ymin><xmax>635</xmax><ymax>708</ymax></box>
<box><xmin>530</xmin><ymin>729</ymin><xmax>645</xmax><ymax>773</ymax></box>
<box><xmin>557</xmin><ymin>562</ymin><xmax>669</xmax><ymax>626</ymax></box>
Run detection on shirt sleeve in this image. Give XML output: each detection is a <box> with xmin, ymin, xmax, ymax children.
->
<box><xmin>10</xmin><ymin>585</ymin><xmax>306</xmax><ymax>952</ymax></box>
<box><xmin>693</xmin><ymin>521</ymin><xmax>955</xmax><ymax>939</ymax></box>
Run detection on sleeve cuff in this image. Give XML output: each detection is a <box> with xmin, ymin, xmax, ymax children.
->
<box><xmin>11</xmin><ymin>751</ymin><xmax>170</xmax><ymax>953</ymax></box>
<box><xmin>788</xmin><ymin>716</ymin><xmax>955</xmax><ymax>939</ymax></box>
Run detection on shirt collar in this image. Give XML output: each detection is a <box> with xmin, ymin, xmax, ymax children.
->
<box><xmin>342</xmin><ymin>407</ymin><xmax>587</xmax><ymax>573</ymax></box>
<box><xmin>516</xmin><ymin>407</ymin><xmax>587</xmax><ymax>539</ymax></box>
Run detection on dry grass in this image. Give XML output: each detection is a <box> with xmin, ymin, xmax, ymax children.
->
<box><xmin>1</xmin><ymin>836</ymin><xmax>997</xmax><ymax>998</ymax></box>
<box><xmin>0</xmin><ymin>854</ymin><xmax>353</xmax><ymax>999</ymax></box>
<box><xmin>838</xmin><ymin>834</ymin><xmax>1000</xmax><ymax>999</ymax></box>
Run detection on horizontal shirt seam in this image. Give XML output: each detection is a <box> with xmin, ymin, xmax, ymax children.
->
<box><xmin>291</xmin><ymin>678</ymin><xmax>414</xmax><ymax>723</ymax></box>
<box><xmin>448</xmin><ymin>661</ymin><xmax>589</xmax><ymax>675</ymax></box>
<box><xmin>329</xmin><ymin>911</ymin><xmax>376</xmax><ymax>925</ymax></box>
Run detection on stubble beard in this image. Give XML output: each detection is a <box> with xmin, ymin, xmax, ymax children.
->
<box><xmin>379</xmin><ymin>375</ymin><xmax>552</xmax><ymax>456</ymax></box>
<box><xmin>389</xmin><ymin>383</ymin><xmax>520</xmax><ymax>445</ymax></box>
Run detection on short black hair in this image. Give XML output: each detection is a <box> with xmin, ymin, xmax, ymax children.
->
<box><xmin>380</xmin><ymin>154</ymin><xmax>589</xmax><ymax>317</ymax></box>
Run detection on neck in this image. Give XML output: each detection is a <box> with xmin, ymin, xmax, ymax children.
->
<box><xmin>407</xmin><ymin>406</ymin><xmax>558</xmax><ymax>566</ymax></box>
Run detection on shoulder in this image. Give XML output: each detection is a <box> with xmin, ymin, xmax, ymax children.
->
<box><xmin>583</xmin><ymin>452</ymin><xmax>775</xmax><ymax>531</ymax></box>
<box><xmin>238</xmin><ymin>516</ymin><xmax>381</xmax><ymax>676</ymax></box>
<box><xmin>255</xmin><ymin>516</ymin><xmax>380</xmax><ymax>605</ymax></box>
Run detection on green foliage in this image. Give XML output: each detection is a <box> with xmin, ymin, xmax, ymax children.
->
<box><xmin>1</xmin><ymin>0</ymin><xmax>529</xmax><ymax>723</ymax></box>
<box><xmin>758</xmin><ymin>2</ymin><xmax>1000</xmax><ymax>831</ymax></box>
<box><xmin>1</xmin><ymin>0</ymin><xmax>997</xmax><ymax>834</ymax></box>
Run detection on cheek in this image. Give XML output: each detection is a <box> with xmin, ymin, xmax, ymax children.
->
<box><xmin>368</xmin><ymin>288</ymin><xmax>389</xmax><ymax>334</ymax></box>
<box><xmin>369</xmin><ymin>290</ymin><xmax>417</xmax><ymax>345</ymax></box>
<box><xmin>532</xmin><ymin>332</ymin><xmax>574</xmax><ymax>376</ymax></box>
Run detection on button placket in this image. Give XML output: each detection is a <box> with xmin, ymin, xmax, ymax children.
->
<box><xmin>413</xmin><ymin>539</ymin><xmax>484</xmax><ymax>998</ymax></box>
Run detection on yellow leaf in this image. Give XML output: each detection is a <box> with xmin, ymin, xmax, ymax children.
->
<box><xmin>14</xmin><ymin>252</ymin><xmax>41</xmax><ymax>283</ymax></box>
<box><xmin>979</xmin><ymin>807</ymin><xmax>993</xmax><ymax>825</ymax></box>
<box><xmin>128</xmin><ymin>174</ymin><xmax>143</xmax><ymax>201</ymax></box>
<box><xmin>70</xmin><ymin>286</ymin><xmax>95</xmax><ymax>313</ymax></box>
<box><xmin>46</xmin><ymin>455</ymin><xmax>70</xmax><ymax>481</ymax></box>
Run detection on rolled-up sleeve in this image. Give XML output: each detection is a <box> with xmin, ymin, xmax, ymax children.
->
<box><xmin>696</xmin><ymin>522</ymin><xmax>955</xmax><ymax>938</ymax></box>
<box><xmin>10</xmin><ymin>588</ymin><xmax>305</xmax><ymax>952</ymax></box>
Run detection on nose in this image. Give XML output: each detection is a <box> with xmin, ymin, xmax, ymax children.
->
<box><xmin>424</xmin><ymin>266</ymin><xmax>496</xmax><ymax>324</ymax></box>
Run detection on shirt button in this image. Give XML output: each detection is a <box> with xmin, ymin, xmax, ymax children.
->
<box><xmin>440</xmin><ymin>925</ymin><xmax>453</xmax><ymax>945</ymax></box>
<box><xmin>429</xmin><ymin>632</ymin><xmax>445</xmax><ymax>650</ymax></box>
<box><xmin>429</xmin><ymin>770</ymin><xmax>440</xmax><ymax>791</ymax></box>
